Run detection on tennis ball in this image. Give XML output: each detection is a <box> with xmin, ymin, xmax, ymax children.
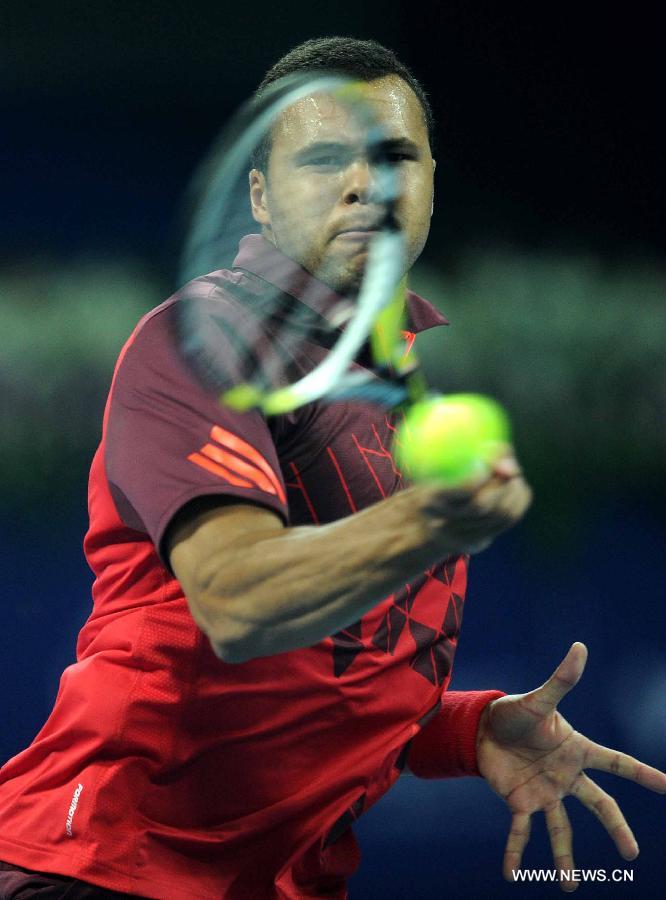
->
<box><xmin>394</xmin><ymin>393</ymin><xmax>511</xmax><ymax>486</ymax></box>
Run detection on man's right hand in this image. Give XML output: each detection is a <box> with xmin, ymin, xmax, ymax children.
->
<box><xmin>417</xmin><ymin>449</ymin><xmax>532</xmax><ymax>556</ymax></box>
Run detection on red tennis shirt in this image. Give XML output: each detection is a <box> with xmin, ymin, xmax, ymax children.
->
<box><xmin>0</xmin><ymin>236</ymin><xmax>500</xmax><ymax>899</ymax></box>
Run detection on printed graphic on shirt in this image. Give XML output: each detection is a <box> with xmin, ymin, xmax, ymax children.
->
<box><xmin>331</xmin><ymin>556</ymin><xmax>466</xmax><ymax>685</ymax></box>
<box><xmin>283</xmin><ymin>412</ymin><xmax>405</xmax><ymax>525</ymax></box>
<box><xmin>188</xmin><ymin>425</ymin><xmax>287</xmax><ymax>503</ymax></box>
<box><xmin>279</xmin><ymin>404</ymin><xmax>469</xmax><ymax>684</ymax></box>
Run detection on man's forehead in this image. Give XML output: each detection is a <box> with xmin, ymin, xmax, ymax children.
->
<box><xmin>272</xmin><ymin>75</ymin><xmax>427</xmax><ymax>148</ymax></box>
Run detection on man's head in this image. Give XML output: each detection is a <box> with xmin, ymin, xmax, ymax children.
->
<box><xmin>248</xmin><ymin>37</ymin><xmax>436</xmax><ymax>295</ymax></box>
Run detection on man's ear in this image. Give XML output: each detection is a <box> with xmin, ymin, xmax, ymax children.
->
<box><xmin>249</xmin><ymin>169</ymin><xmax>271</xmax><ymax>226</ymax></box>
<box><xmin>430</xmin><ymin>158</ymin><xmax>436</xmax><ymax>217</ymax></box>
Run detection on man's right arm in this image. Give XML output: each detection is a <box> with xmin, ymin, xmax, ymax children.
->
<box><xmin>167</xmin><ymin>453</ymin><xmax>531</xmax><ymax>663</ymax></box>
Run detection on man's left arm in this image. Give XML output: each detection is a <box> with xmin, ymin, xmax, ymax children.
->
<box><xmin>405</xmin><ymin>643</ymin><xmax>666</xmax><ymax>893</ymax></box>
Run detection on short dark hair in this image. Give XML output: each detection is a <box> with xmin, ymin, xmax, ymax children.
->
<box><xmin>251</xmin><ymin>36</ymin><xmax>435</xmax><ymax>172</ymax></box>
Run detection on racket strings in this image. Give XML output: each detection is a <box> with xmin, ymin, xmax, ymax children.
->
<box><xmin>185</xmin><ymin>276</ymin><xmax>353</xmax><ymax>396</ymax></box>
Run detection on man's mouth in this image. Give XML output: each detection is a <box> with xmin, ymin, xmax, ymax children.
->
<box><xmin>333</xmin><ymin>222</ymin><xmax>383</xmax><ymax>241</ymax></box>
<box><xmin>335</xmin><ymin>229</ymin><xmax>379</xmax><ymax>241</ymax></box>
<box><xmin>332</xmin><ymin>210</ymin><xmax>401</xmax><ymax>240</ymax></box>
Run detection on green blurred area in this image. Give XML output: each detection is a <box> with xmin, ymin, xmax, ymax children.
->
<box><xmin>0</xmin><ymin>257</ymin><xmax>168</xmax><ymax>510</ymax></box>
<box><xmin>1</xmin><ymin>249</ymin><xmax>664</xmax><ymax>540</ymax></box>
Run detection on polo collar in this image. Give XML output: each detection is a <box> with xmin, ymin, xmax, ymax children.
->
<box><xmin>232</xmin><ymin>234</ymin><xmax>448</xmax><ymax>333</ymax></box>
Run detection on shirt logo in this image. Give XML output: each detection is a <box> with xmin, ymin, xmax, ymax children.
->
<box><xmin>188</xmin><ymin>425</ymin><xmax>286</xmax><ymax>504</ymax></box>
<box><xmin>65</xmin><ymin>782</ymin><xmax>84</xmax><ymax>837</ymax></box>
<box><xmin>400</xmin><ymin>329</ymin><xmax>416</xmax><ymax>362</ymax></box>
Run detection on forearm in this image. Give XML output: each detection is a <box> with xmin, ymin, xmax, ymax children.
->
<box><xmin>195</xmin><ymin>483</ymin><xmax>458</xmax><ymax>661</ymax></box>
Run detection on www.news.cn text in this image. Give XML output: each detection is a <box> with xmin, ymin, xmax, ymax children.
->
<box><xmin>512</xmin><ymin>868</ymin><xmax>634</xmax><ymax>884</ymax></box>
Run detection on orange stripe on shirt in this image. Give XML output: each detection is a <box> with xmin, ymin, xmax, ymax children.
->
<box><xmin>187</xmin><ymin>452</ymin><xmax>256</xmax><ymax>489</ymax></box>
<box><xmin>199</xmin><ymin>443</ymin><xmax>277</xmax><ymax>497</ymax></box>
<box><xmin>210</xmin><ymin>425</ymin><xmax>286</xmax><ymax>504</ymax></box>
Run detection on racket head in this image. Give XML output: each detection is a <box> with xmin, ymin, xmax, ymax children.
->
<box><xmin>174</xmin><ymin>70</ymin><xmax>413</xmax><ymax>415</ymax></box>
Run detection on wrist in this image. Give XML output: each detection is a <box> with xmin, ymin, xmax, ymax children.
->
<box><xmin>405</xmin><ymin>483</ymin><xmax>459</xmax><ymax>557</ymax></box>
<box><xmin>407</xmin><ymin>690</ymin><xmax>506</xmax><ymax>779</ymax></box>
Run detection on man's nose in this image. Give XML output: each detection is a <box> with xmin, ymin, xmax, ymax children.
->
<box><xmin>342</xmin><ymin>158</ymin><xmax>378</xmax><ymax>205</ymax></box>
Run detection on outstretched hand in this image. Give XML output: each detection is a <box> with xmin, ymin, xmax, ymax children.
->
<box><xmin>476</xmin><ymin>642</ymin><xmax>666</xmax><ymax>892</ymax></box>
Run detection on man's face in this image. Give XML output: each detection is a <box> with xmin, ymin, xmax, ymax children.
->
<box><xmin>249</xmin><ymin>74</ymin><xmax>435</xmax><ymax>296</ymax></box>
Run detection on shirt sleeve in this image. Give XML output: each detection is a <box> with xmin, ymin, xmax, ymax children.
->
<box><xmin>104</xmin><ymin>298</ymin><xmax>289</xmax><ymax>565</ymax></box>
<box><xmin>406</xmin><ymin>690</ymin><xmax>506</xmax><ymax>778</ymax></box>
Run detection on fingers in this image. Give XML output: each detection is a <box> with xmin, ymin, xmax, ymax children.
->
<box><xmin>584</xmin><ymin>740</ymin><xmax>666</xmax><ymax>794</ymax></box>
<box><xmin>418</xmin><ymin>443</ymin><xmax>530</xmax><ymax>557</ymax></box>
<box><xmin>490</xmin><ymin>450</ymin><xmax>523</xmax><ymax>480</ymax></box>
<box><xmin>571</xmin><ymin>773</ymin><xmax>639</xmax><ymax>860</ymax></box>
<box><xmin>544</xmin><ymin>803</ymin><xmax>578</xmax><ymax>893</ymax></box>
<box><xmin>503</xmin><ymin>812</ymin><xmax>531</xmax><ymax>882</ymax></box>
<box><xmin>432</xmin><ymin>464</ymin><xmax>533</xmax><ymax>555</ymax></box>
<box><xmin>443</xmin><ymin>448</ymin><xmax>522</xmax><ymax>500</ymax></box>
<box><xmin>439</xmin><ymin>456</ymin><xmax>528</xmax><ymax>512</ymax></box>
<box><xmin>524</xmin><ymin>643</ymin><xmax>588</xmax><ymax>716</ymax></box>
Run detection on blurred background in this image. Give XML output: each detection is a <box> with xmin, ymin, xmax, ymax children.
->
<box><xmin>1</xmin><ymin>2</ymin><xmax>664</xmax><ymax>897</ymax></box>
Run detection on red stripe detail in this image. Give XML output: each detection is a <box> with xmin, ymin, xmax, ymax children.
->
<box><xmin>187</xmin><ymin>452</ymin><xmax>256</xmax><ymax>488</ymax></box>
<box><xmin>384</xmin><ymin>414</ymin><xmax>398</xmax><ymax>434</ymax></box>
<box><xmin>200</xmin><ymin>443</ymin><xmax>277</xmax><ymax>496</ymax></box>
<box><xmin>352</xmin><ymin>434</ymin><xmax>386</xmax><ymax>499</ymax></box>
<box><xmin>288</xmin><ymin>461</ymin><xmax>320</xmax><ymax>525</ymax></box>
<box><xmin>210</xmin><ymin>425</ymin><xmax>286</xmax><ymax>504</ymax></box>
<box><xmin>326</xmin><ymin>447</ymin><xmax>357</xmax><ymax>513</ymax></box>
<box><xmin>383</xmin><ymin>414</ymin><xmax>405</xmax><ymax>481</ymax></box>
<box><xmin>371</xmin><ymin>423</ymin><xmax>402</xmax><ymax>481</ymax></box>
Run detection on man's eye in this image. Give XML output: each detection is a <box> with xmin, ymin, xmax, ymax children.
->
<box><xmin>308</xmin><ymin>156</ymin><xmax>344</xmax><ymax>167</ymax></box>
<box><xmin>386</xmin><ymin>152</ymin><xmax>415</xmax><ymax>164</ymax></box>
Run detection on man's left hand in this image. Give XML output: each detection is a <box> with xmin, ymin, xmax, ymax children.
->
<box><xmin>476</xmin><ymin>642</ymin><xmax>666</xmax><ymax>892</ymax></box>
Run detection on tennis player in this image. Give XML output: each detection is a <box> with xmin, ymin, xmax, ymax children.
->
<box><xmin>0</xmin><ymin>38</ymin><xmax>664</xmax><ymax>899</ymax></box>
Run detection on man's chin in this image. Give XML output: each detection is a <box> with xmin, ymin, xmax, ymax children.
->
<box><xmin>319</xmin><ymin>254</ymin><xmax>367</xmax><ymax>297</ymax></box>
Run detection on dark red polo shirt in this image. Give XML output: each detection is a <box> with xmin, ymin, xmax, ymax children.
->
<box><xmin>0</xmin><ymin>236</ymin><xmax>497</xmax><ymax>899</ymax></box>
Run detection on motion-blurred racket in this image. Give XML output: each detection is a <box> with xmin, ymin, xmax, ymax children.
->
<box><xmin>176</xmin><ymin>71</ymin><xmax>422</xmax><ymax>415</ymax></box>
<box><xmin>175</xmin><ymin>71</ymin><xmax>510</xmax><ymax>484</ymax></box>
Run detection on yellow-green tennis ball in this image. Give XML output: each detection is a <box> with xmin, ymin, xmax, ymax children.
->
<box><xmin>395</xmin><ymin>394</ymin><xmax>511</xmax><ymax>486</ymax></box>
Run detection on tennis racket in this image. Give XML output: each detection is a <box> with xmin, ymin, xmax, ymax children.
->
<box><xmin>175</xmin><ymin>71</ymin><xmax>510</xmax><ymax>484</ymax></box>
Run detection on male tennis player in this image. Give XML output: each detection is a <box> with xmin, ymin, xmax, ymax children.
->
<box><xmin>0</xmin><ymin>37</ymin><xmax>664</xmax><ymax>899</ymax></box>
